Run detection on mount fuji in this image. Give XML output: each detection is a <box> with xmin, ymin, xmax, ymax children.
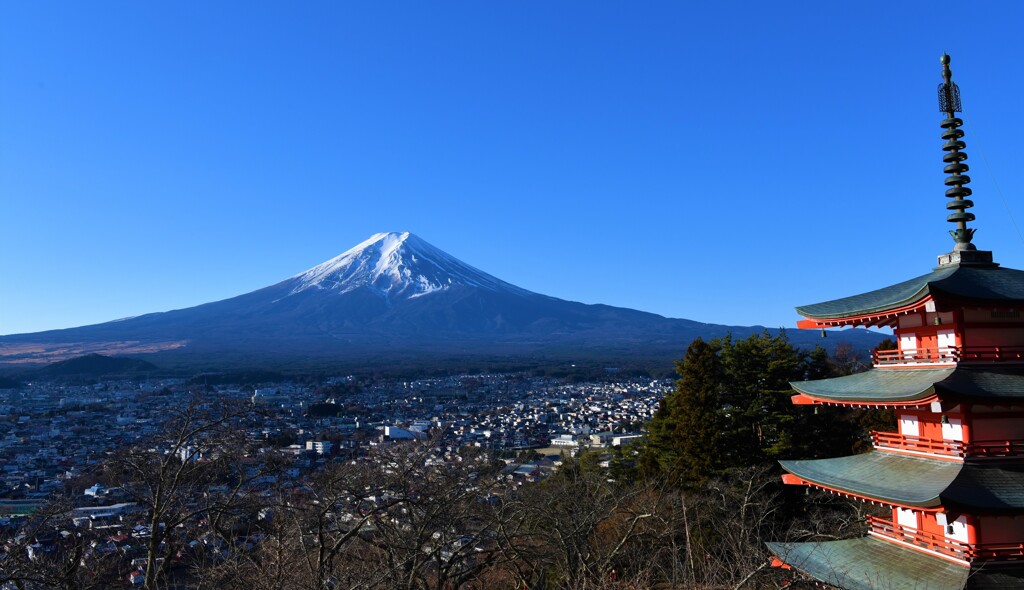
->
<box><xmin>288</xmin><ymin>232</ymin><xmax>536</xmax><ymax>302</ymax></box>
<box><xmin>0</xmin><ymin>232</ymin><xmax>882</xmax><ymax>371</ymax></box>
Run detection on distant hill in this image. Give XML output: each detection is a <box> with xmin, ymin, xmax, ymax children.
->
<box><xmin>0</xmin><ymin>232</ymin><xmax>885</xmax><ymax>373</ymax></box>
<box><xmin>31</xmin><ymin>354</ymin><xmax>160</xmax><ymax>378</ymax></box>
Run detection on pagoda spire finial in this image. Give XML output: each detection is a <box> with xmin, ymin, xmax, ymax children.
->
<box><xmin>938</xmin><ymin>53</ymin><xmax>976</xmax><ymax>251</ymax></box>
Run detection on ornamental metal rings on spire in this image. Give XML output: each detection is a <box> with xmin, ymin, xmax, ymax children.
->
<box><xmin>938</xmin><ymin>54</ymin><xmax>975</xmax><ymax>251</ymax></box>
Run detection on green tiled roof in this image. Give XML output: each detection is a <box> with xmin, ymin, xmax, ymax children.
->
<box><xmin>780</xmin><ymin>452</ymin><xmax>1024</xmax><ymax>510</ymax></box>
<box><xmin>767</xmin><ymin>538</ymin><xmax>1024</xmax><ymax>590</ymax></box>
<box><xmin>779</xmin><ymin>452</ymin><xmax>959</xmax><ymax>507</ymax></box>
<box><xmin>797</xmin><ymin>266</ymin><xmax>956</xmax><ymax>320</ymax></box>
<box><xmin>965</xmin><ymin>566</ymin><xmax>1024</xmax><ymax>590</ymax></box>
<box><xmin>796</xmin><ymin>265</ymin><xmax>1024</xmax><ymax>320</ymax></box>
<box><xmin>938</xmin><ymin>367</ymin><xmax>1024</xmax><ymax>400</ymax></box>
<box><xmin>791</xmin><ymin>368</ymin><xmax>954</xmax><ymax>403</ymax></box>
<box><xmin>791</xmin><ymin>367</ymin><xmax>1024</xmax><ymax>404</ymax></box>
<box><xmin>944</xmin><ymin>462</ymin><xmax>1024</xmax><ymax>513</ymax></box>
<box><xmin>766</xmin><ymin>537</ymin><xmax>970</xmax><ymax>590</ymax></box>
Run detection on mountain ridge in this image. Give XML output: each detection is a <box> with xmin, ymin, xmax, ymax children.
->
<box><xmin>0</xmin><ymin>232</ymin><xmax>884</xmax><ymax>369</ymax></box>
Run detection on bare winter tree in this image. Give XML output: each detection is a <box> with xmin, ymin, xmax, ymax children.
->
<box><xmin>489</xmin><ymin>454</ymin><xmax>663</xmax><ymax>590</ymax></box>
<box><xmin>343</xmin><ymin>442</ymin><xmax>512</xmax><ymax>590</ymax></box>
<box><xmin>97</xmin><ymin>396</ymin><xmax>278</xmax><ymax>590</ymax></box>
<box><xmin>193</xmin><ymin>440</ymin><xmax>516</xmax><ymax>590</ymax></box>
<box><xmin>0</xmin><ymin>495</ymin><xmax>122</xmax><ymax>590</ymax></box>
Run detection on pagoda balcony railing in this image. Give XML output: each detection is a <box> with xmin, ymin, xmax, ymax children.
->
<box><xmin>867</xmin><ymin>515</ymin><xmax>971</xmax><ymax>561</ymax></box>
<box><xmin>873</xmin><ymin>431</ymin><xmax>1024</xmax><ymax>458</ymax></box>
<box><xmin>867</xmin><ymin>515</ymin><xmax>1024</xmax><ymax>562</ymax></box>
<box><xmin>873</xmin><ymin>347</ymin><xmax>958</xmax><ymax>366</ymax></box>
<box><xmin>873</xmin><ymin>346</ymin><xmax>1024</xmax><ymax>366</ymax></box>
<box><xmin>871</xmin><ymin>431</ymin><xmax>964</xmax><ymax>457</ymax></box>
<box><xmin>963</xmin><ymin>439</ymin><xmax>1024</xmax><ymax>458</ymax></box>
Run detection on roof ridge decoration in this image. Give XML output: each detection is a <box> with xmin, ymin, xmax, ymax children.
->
<box><xmin>936</xmin><ymin>54</ymin><xmax>996</xmax><ymax>268</ymax></box>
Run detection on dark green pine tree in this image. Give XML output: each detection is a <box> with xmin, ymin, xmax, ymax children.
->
<box><xmin>854</xmin><ymin>338</ymin><xmax>898</xmax><ymax>450</ymax></box>
<box><xmin>801</xmin><ymin>345</ymin><xmax>833</xmax><ymax>381</ymax></box>
<box><xmin>791</xmin><ymin>344</ymin><xmax>864</xmax><ymax>459</ymax></box>
<box><xmin>640</xmin><ymin>338</ymin><xmax>724</xmax><ymax>486</ymax></box>
<box><xmin>716</xmin><ymin>331</ymin><xmax>804</xmax><ymax>466</ymax></box>
<box><xmin>640</xmin><ymin>333</ymin><xmax>879</xmax><ymax>487</ymax></box>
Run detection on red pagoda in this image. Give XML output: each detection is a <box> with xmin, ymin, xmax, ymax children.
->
<box><xmin>767</xmin><ymin>55</ymin><xmax>1024</xmax><ymax>589</ymax></box>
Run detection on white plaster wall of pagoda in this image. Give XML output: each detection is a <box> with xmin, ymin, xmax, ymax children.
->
<box><xmin>942</xmin><ymin>418</ymin><xmax>964</xmax><ymax>441</ymax></box>
<box><xmin>900</xmin><ymin>414</ymin><xmax>920</xmax><ymax>437</ymax></box>
<box><xmin>935</xmin><ymin>513</ymin><xmax>969</xmax><ymax>544</ymax></box>
<box><xmin>897</xmin><ymin>507</ymin><xmax>919</xmax><ymax>531</ymax></box>
<box><xmin>937</xmin><ymin>329</ymin><xmax>956</xmax><ymax>350</ymax></box>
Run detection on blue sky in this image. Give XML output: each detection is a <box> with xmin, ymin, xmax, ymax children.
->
<box><xmin>3</xmin><ymin>2</ymin><xmax>1024</xmax><ymax>335</ymax></box>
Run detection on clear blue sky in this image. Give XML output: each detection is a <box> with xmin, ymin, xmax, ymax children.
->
<box><xmin>4</xmin><ymin>2</ymin><xmax>1024</xmax><ymax>335</ymax></box>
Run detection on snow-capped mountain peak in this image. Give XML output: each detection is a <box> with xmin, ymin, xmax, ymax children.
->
<box><xmin>289</xmin><ymin>232</ymin><xmax>532</xmax><ymax>299</ymax></box>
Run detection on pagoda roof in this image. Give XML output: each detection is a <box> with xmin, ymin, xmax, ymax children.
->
<box><xmin>780</xmin><ymin>452</ymin><xmax>959</xmax><ymax>507</ymax></box>
<box><xmin>781</xmin><ymin>452</ymin><xmax>1024</xmax><ymax>511</ymax></box>
<box><xmin>942</xmin><ymin>461</ymin><xmax>1024</xmax><ymax>513</ymax></box>
<box><xmin>791</xmin><ymin>366</ymin><xmax>1024</xmax><ymax>405</ymax></box>
<box><xmin>766</xmin><ymin>537</ymin><xmax>970</xmax><ymax>590</ymax></box>
<box><xmin>796</xmin><ymin>264</ymin><xmax>1024</xmax><ymax>321</ymax></box>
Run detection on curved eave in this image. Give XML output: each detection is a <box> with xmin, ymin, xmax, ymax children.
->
<box><xmin>796</xmin><ymin>296</ymin><xmax>932</xmax><ymax>329</ymax></box>
<box><xmin>790</xmin><ymin>367</ymin><xmax>1024</xmax><ymax>406</ymax></box>
<box><xmin>942</xmin><ymin>462</ymin><xmax>1024</xmax><ymax>513</ymax></box>
<box><xmin>796</xmin><ymin>265</ymin><xmax>1024</xmax><ymax>326</ymax></box>
<box><xmin>766</xmin><ymin>538</ymin><xmax>970</xmax><ymax>590</ymax></box>
<box><xmin>791</xmin><ymin>393</ymin><xmax>938</xmax><ymax>408</ymax></box>
<box><xmin>783</xmin><ymin>455</ymin><xmax>1024</xmax><ymax>512</ymax></box>
<box><xmin>933</xmin><ymin>367</ymin><xmax>1024</xmax><ymax>402</ymax></box>
<box><xmin>779</xmin><ymin>452</ymin><xmax>960</xmax><ymax>508</ymax></box>
<box><xmin>790</xmin><ymin>368</ymin><xmax>955</xmax><ymax>405</ymax></box>
<box><xmin>795</xmin><ymin>267</ymin><xmax>952</xmax><ymax>322</ymax></box>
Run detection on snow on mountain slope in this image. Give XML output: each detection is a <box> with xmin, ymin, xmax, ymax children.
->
<box><xmin>289</xmin><ymin>232</ymin><xmax>535</xmax><ymax>300</ymax></box>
